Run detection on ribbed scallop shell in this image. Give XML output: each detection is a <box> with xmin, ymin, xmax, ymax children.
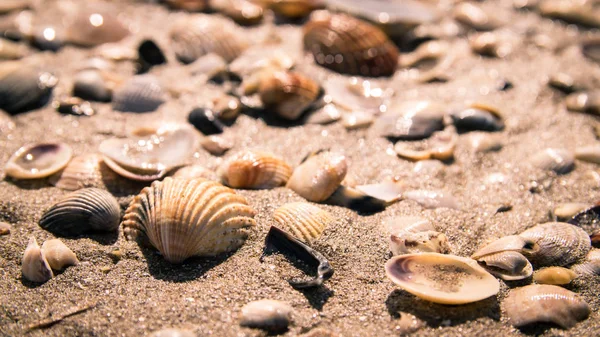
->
<box><xmin>259</xmin><ymin>71</ymin><xmax>320</xmax><ymax>120</ymax></box>
<box><xmin>49</xmin><ymin>154</ymin><xmax>105</xmax><ymax>191</ymax></box>
<box><xmin>273</xmin><ymin>202</ymin><xmax>333</xmax><ymax>242</ymax></box>
<box><xmin>5</xmin><ymin>143</ymin><xmax>73</xmax><ymax>180</ymax></box>
<box><xmin>286</xmin><ymin>151</ymin><xmax>347</xmax><ymax>202</ymax></box>
<box><xmin>39</xmin><ymin>188</ymin><xmax>121</xmax><ymax>236</ymax></box>
<box><xmin>122</xmin><ymin>177</ymin><xmax>257</xmax><ymax>263</ymax></box>
<box><xmin>170</xmin><ymin>15</ymin><xmax>248</xmax><ymax>64</ymax></box>
<box><xmin>219</xmin><ymin>150</ymin><xmax>292</xmax><ymax>189</ymax></box>
<box><xmin>519</xmin><ymin>222</ymin><xmax>590</xmax><ymax>267</ymax></box>
<box><xmin>112</xmin><ymin>75</ymin><xmax>166</xmax><ymax>113</ymax></box>
<box><xmin>0</xmin><ymin>62</ymin><xmax>56</xmax><ymax>114</ymax></box>
<box><xmin>303</xmin><ymin>11</ymin><xmax>399</xmax><ymax>77</ymax></box>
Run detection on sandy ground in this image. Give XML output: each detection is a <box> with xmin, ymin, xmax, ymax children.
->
<box><xmin>1</xmin><ymin>0</ymin><xmax>600</xmax><ymax>336</ymax></box>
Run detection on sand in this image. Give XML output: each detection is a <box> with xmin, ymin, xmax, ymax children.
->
<box><xmin>1</xmin><ymin>0</ymin><xmax>600</xmax><ymax>336</ymax></box>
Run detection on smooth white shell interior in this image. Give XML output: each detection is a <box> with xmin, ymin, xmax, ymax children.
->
<box><xmin>5</xmin><ymin>143</ymin><xmax>72</xmax><ymax>179</ymax></box>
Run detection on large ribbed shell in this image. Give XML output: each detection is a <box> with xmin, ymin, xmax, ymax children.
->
<box><xmin>170</xmin><ymin>15</ymin><xmax>247</xmax><ymax>64</ymax></box>
<box><xmin>39</xmin><ymin>188</ymin><xmax>121</xmax><ymax>236</ymax></box>
<box><xmin>219</xmin><ymin>150</ymin><xmax>292</xmax><ymax>189</ymax></box>
<box><xmin>303</xmin><ymin>11</ymin><xmax>399</xmax><ymax>77</ymax></box>
<box><xmin>286</xmin><ymin>151</ymin><xmax>347</xmax><ymax>202</ymax></box>
<box><xmin>122</xmin><ymin>177</ymin><xmax>257</xmax><ymax>263</ymax></box>
<box><xmin>273</xmin><ymin>202</ymin><xmax>333</xmax><ymax>242</ymax></box>
<box><xmin>259</xmin><ymin>71</ymin><xmax>320</xmax><ymax>120</ymax></box>
<box><xmin>520</xmin><ymin>222</ymin><xmax>590</xmax><ymax>267</ymax></box>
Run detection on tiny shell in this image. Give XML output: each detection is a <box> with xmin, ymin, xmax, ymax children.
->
<box><xmin>375</xmin><ymin>101</ymin><xmax>446</xmax><ymax>140</ymax></box>
<box><xmin>575</xmin><ymin>145</ymin><xmax>600</xmax><ymax>164</ymax></box>
<box><xmin>65</xmin><ymin>9</ymin><xmax>130</xmax><ymax>47</ymax></box>
<box><xmin>164</xmin><ymin>0</ymin><xmax>207</xmax><ymax>11</ymax></box>
<box><xmin>467</xmin><ymin>133</ymin><xmax>503</xmax><ymax>152</ymax></box>
<box><xmin>188</xmin><ymin>108</ymin><xmax>225</xmax><ymax>135</ymax></box>
<box><xmin>565</xmin><ymin>91</ymin><xmax>600</xmax><ymax>116</ymax></box>
<box><xmin>258</xmin><ymin>70</ymin><xmax>320</xmax><ymax>120</ymax></box>
<box><xmin>172</xmin><ymin>165</ymin><xmax>217</xmax><ymax>180</ymax></box>
<box><xmin>72</xmin><ymin>70</ymin><xmax>114</xmax><ymax>102</ymax></box>
<box><xmin>403</xmin><ymin>189</ymin><xmax>460</xmax><ymax>210</ymax></box>
<box><xmin>383</xmin><ymin>216</ymin><xmax>434</xmax><ymax>235</ymax></box>
<box><xmin>534</xmin><ymin>267</ymin><xmax>577</xmax><ymax>285</ymax></box>
<box><xmin>286</xmin><ymin>151</ymin><xmax>347</xmax><ymax>202</ymax></box>
<box><xmin>394</xmin><ymin>128</ymin><xmax>458</xmax><ymax>161</ymax></box>
<box><xmin>273</xmin><ymin>202</ymin><xmax>333</xmax><ymax>241</ymax></box>
<box><xmin>385</xmin><ymin>253</ymin><xmax>499</xmax><ymax>304</ymax></box>
<box><xmin>200</xmin><ymin>135</ymin><xmax>233</xmax><ymax>156</ymax></box>
<box><xmin>390</xmin><ymin>230</ymin><xmax>450</xmax><ymax>255</ymax></box>
<box><xmin>503</xmin><ymin>284</ymin><xmax>590</xmax><ymax>329</ymax></box>
<box><xmin>41</xmin><ymin>239</ymin><xmax>79</xmax><ymax>271</ymax></box>
<box><xmin>476</xmin><ymin>251</ymin><xmax>533</xmax><ymax>281</ymax></box>
<box><xmin>530</xmin><ymin>148</ymin><xmax>575</xmax><ymax>174</ymax></box>
<box><xmin>240</xmin><ymin>299</ymin><xmax>293</xmax><ymax>332</ymax></box>
<box><xmin>570</xmin><ymin>249</ymin><xmax>600</xmax><ymax>276</ymax></box>
<box><xmin>49</xmin><ymin>154</ymin><xmax>105</xmax><ymax>191</ymax></box>
<box><xmin>212</xmin><ymin>95</ymin><xmax>241</xmax><ymax>121</ymax></box>
<box><xmin>0</xmin><ymin>222</ymin><xmax>11</xmax><ymax>235</ymax></box>
<box><xmin>0</xmin><ymin>62</ymin><xmax>57</xmax><ymax>114</ymax></box>
<box><xmin>5</xmin><ymin>143</ymin><xmax>73</xmax><ymax>180</ymax></box>
<box><xmin>22</xmin><ymin>237</ymin><xmax>53</xmax><ymax>283</ymax></box>
<box><xmin>112</xmin><ymin>75</ymin><xmax>166</xmax><ymax>113</ymax></box>
<box><xmin>219</xmin><ymin>150</ymin><xmax>292</xmax><ymax>189</ymax></box>
<box><xmin>39</xmin><ymin>188</ymin><xmax>121</xmax><ymax>236</ymax></box>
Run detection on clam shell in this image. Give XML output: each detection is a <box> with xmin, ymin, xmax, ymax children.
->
<box><xmin>476</xmin><ymin>251</ymin><xmax>533</xmax><ymax>281</ymax></box>
<box><xmin>403</xmin><ymin>189</ymin><xmax>460</xmax><ymax>210</ymax></box>
<box><xmin>390</xmin><ymin>230</ymin><xmax>451</xmax><ymax>255</ymax></box>
<box><xmin>219</xmin><ymin>150</ymin><xmax>292</xmax><ymax>189</ymax></box>
<box><xmin>273</xmin><ymin>202</ymin><xmax>333</xmax><ymax>242</ymax></box>
<box><xmin>39</xmin><ymin>188</ymin><xmax>121</xmax><ymax>236</ymax></box>
<box><xmin>385</xmin><ymin>253</ymin><xmax>499</xmax><ymax>304</ymax></box>
<box><xmin>172</xmin><ymin>165</ymin><xmax>217</xmax><ymax>181</ymax></box>
<box><xmin>530</xmin><ymin>148</ymin><xmax>575</xmax><ymax>174</ymax></box>
<box><xmin>303</xmin><ymin>11</ymin><xmax>399</xmax><ymax>77</ymax></box>
<box><xmin>188</xmin><ymin>108</ymin><xmax>225</xmax><ymax>135</ymax></box>
<box><xmin>519</xmin><ymin>222</ymin><xmax>591</xmax><ymax>267</ymax></box>
<box><xmin>575</xmin><ymin>145</ymin><xmax>600</xmax><ymax>164</ymax></box>
<box><xmin>122</xmin><ymin>177</ymin><xmax>256</xmax><ymax>263</ymax></box>
<box><xmin>354</xmin><ymin>181</ymin><xmax>403</xmax><ymax>204</ymax></box>
<box><xmin>467</xmin><ymin>132</ymin><xmax>503</xmax><ymax>152</ymax></box>
<box><xmin>200</xmin><ymin>135</ymin><xmax>233</xmax><ymax>156</ymax></box>
<box><xmin>170</xmin><ymin>15</ymin><xmax>247</xmax><ymax>64</ymax></box>
<box><xmin>471</xmin><ymin>235</ymin><xmax>528</xmax><ymax>260</ymax></box>
<box><xmin>374</xmin><ymin>101</ymin><xmax>446</xmax><ymax>140</ymax></box>
<box><xmin>570</xmin><ymin>249</ymin><xmax>600</xmax><ymax>276</ymax></box>
<box><xmin>533</xmin><ymin>267</ymin><xmax>577</xmax><ymax>285</ymax></box>
<box><xmin>286</xmin><ymin>151</ymin><xmax>347</xmax><ymax>202</ymax></box>
<box><xmin>112</xmin><ymin>75</ymin><xmax>166</xmax><ymax>113</ymax></box>
<box><xmin>453</xmin><ymin>2</ymin><xmax>503</xmax><ymax>31</ymax></box>
<box><xmin>503</xmin><ymin>284</ymin><xmax>590</xmax><ymax>329</ymax></box>
<box><xmin>0</xmin><ymin>62</ymin><xmax>57</xmax><ymax>114</ymax></box>
<box><xmin>240</xmin><ymin>299</ymin><xmax>293</xmax><ymax>332</ymax></box>
<box><xmin>49</xmin><ymin>154</ymin><xmax>106</xmax><ymax>191</ymax></box>
<box><xmin>258</xmin><ymin>71</ymin><xmax>320</xmax><ymax>120</ymax></box>
<box><xmin>5</xmin><ymin>143</ymin><xmax>72</xmax><ymax>180</ymax></box>
<box><xmin>41</xmin><ymin>239</ymin><xmax>78</xmax><ymax>271</ymax></box>
<box><xmin>394</xmin><ymin>128</ymin><xmax>458</xmax><ymax>161</ymax></box>
<box><xmin>65</xmin><ymin>9</ymin><xmax>129</xmax><ymax>47</ymax></box>
<box><xmin>451</xmin><ymin>104</ymin><xmax>504</xmax><ymax>132</ymax></box>
<box><xmin>22</xmin><ymin>237</ymin><xmax>53</xmax><ymax>283</ymax></box>
<box><xmin>341</xmin><ymin>111</ymin><xmax>374</xmax><ymax>130</ymax></box>
<box><xmin>565</xmin><ymin>91</ymin><xmax>600</xmax><ymax>116</ymax></box>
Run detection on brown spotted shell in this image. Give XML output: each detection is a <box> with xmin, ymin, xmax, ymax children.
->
<box><xmin>273</xmin><ymin>202</ymin><xmax>333</xmax><ymax>242</ymax></box>
<box><xmin>258</xmin><ymin>71</ymin><xmax>320</xmax><ymax>120</ymax></box>
<box><xmin>303</xmin><ymin>11</ymin><xmax>399</xmax><ymax>77</ymax></box>
<box><xmin>122</xmin><ymin>177</ymin><xmax>257</xmax><ymax>263</ymax></box>
<box><xmin>219</xmin><ymin>150</ymin><xmax>292</xmax><ymax>189</ymax></box>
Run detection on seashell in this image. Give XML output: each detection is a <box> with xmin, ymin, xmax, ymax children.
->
<box><xmin>326</xmin><ymin>185</ymin><xmax>388</xmax><ymax>213</ymax></box>
<box><xmin>471</xmin><ymin>235</ymin><xmax>528</xmax><ymax>260</ymax></box>
<box><xmin>22</xmin><ymin>237</ymin><xmax>53</xmax><ymax>283</ymax></box>
<box><xmin>5</xmin><ymin>143</ymin><xmax>73</xmax><ymax>180</ymax></box>
<box><xmin>273</xmin><ymin>202</ymin><xmax>333</xmax><ymax>242</ymax></box>
<box><xmin>286</xmin><ymin>151</ymin><xmax>347</xmax><ymax>202</ymax></box>
<box><xmin>390</xmin><ymin>230</ymin><xmax>451</xmax><ymax>256</ymax></box>
<box><xmin>0</xmin><ymin>38</ymin><xmax>27</xmax><ymax>60</ymax></box>
<box><xmin>258</xmin><ymin>70</ymin><xmax>320</xmax><ymax>121</ymax></box>
<box><xmin>172</xmin><ymin>165</ymin><xmax>217</xmax><ymax>181</ymax></box>
<box><xmin>322</xmin><ymin>76</ymin><xmax>391</xmax><ymax>114</ymax></box>
<box><xmin>547</xmin><ymin>72</ymin><xmax>584</xmax><ymax>94</ymax></box>
<box><xmin>398</xmin><ymin>40</ymin><xmax>455</xmax><ymax>83</ymax></box>
<box><xmin>565</xmin><ymin>91</ymin><xmax>600</xmax><ymax>116</ymax></box>
<box><xmin>219</xmin><ymin>150</ymin><xmax>292</xmax><ymax>189</ymax></box>
<box><xmin>503</xmin><ymin>284</ymin><xmax>590</xmax><ymax>329</ymax></box>
<box><xmin>467</xmin><ymin>133</ymin><xmax>503</xmax><ymax>152</ymax></box>
<box><xmin>581</xmin><ymin>37</ymin><xmax>600</xmax><ymax>65</ymax></box>
<box><xmin>538</xmin><ymin>0</ymin><xmax>600</xmax><ymax>28</ymax></box>
<box><xmin>453</xmin><ymin>2</ymin><xmax>503</xmax><ymax>31</ymax></box>
<box><xmin>374</xmin><ymin>101</ymin><xmax>446</xmax><ymax>140</ymax></box>
<box><xmin>469</xmin><ymin>31</ymin><xmax>513</xmax><ymax>58</ymax></box>
<box><xmin>64</xmin><ymin>9</ymin><xmax>130</xmax><ymax>47</ymax></box>
<box><xmin>0</xmin><ymin>0</ymin><xmax>30</xmax><ymax>14</ymax></box>
<box><xmin>575</xmin><ymin>145</ymin><xmax>600</xmax><ymax>165</ymax></box>
<box><xmin>383</xmin><ymin>216</ymin><xmax>434</xmax><ymax>235</ymax></box>
<box><xmin>53</xmin><ymin>97</ymin><xmax>95</xmax><ymax>117</ymax></box>
<box><xmin>100</xmin><ymin>124</ymin><xmax>199</xmax><ymax>181</ymax></box>
<box><xmin>112</xmin><ymin>75</ymin><xmax>166</xmax><ymax>113</ymax></box>
<box><xmin>150</xmin><ymin>328</ymin><xmax>196</xmax><ymax>337</ymax></box>
<box><xmin>451</xmin><ymin>103</ymin><xmax>504</xmax><ymax>132</ymax></box>
<box><xmin>229</xmin><ymin>48</ymin><xmax>295</xmax><ymax>79</ymax></box>
<box><xmin>137</xmin><ymin>39</ymin><xmax>166</xmax><ymax>73</ymax></box>
<box><xmin>212</xmin><ymin>0</ymin><xmax>264</xmax><ymax>26</ymax></box>
<box><xmin>553</xmin><ymin>203</ymin><xmax>589</xmax><ymax>221</ymax></box>
<box><xmin>303</xmin><ymin>11</ymin><xmax>399</xmax><ymax>77</ymax></box>
<box><xmin>98</xmin><ymin>44</ymin><xmax>137</xmax><ymax>62</ymax></box>
<box><xmin>188</xmin><ymin>108</ymin><xmax>225</xmax><ymax>135</ymax></box>
<box><xmin>41</xmin><ymin>239</ymin><xmax>78</xmax><ymax>271</ymax></box>
<box><xmin>530</xmin><ymin>148</ymin><xmax>575</xmax><ymax>174</ymax></box>
<box><xmin>568</xmin><ymin>205</ymin><xmax>600</xmax><ymax>234</ymax></box>
<box><xmin>0</xmin><ymin>221</ymin><xmax>11</xmax><ymax>235</ymax></box>
<box><xmin>306</xmin><ymin>103</ymin><xmax>342</xmax><ymax>124</ymax></box>
<box><xmin>570</xmin><ymin>249</ymin><xmax>600</xmax><ymax>276</ymax></box>
<box><xmin>519</xmin><ymin>222</ymin><xmax>591</xmax><ymax>267</ymax></box>
<box><xmin>268</xmin><ymin>0</ymin><xmax>323</xmax><ymax>19</ymax></box>
<box><xmin>476</xmin><ymin>251</ymin><xmax>533</xmax><ymax>281</ymax></box>
<box><xmin>122</xmin><ymin>177</ymin><xmax>257</xmax><ymax>263</ymax></box>
<box><xmin>403</xmin><ymin>189</ymin><xmax>460</xmax><ymax>210</ymax></box>
<box><xmin>72</xmin><ymin>69</ymin><xmax>116</xmax><ymax>102</ymax></box>
<box><xmin>533</xmin><ymin>267</ymin><xmax>577</xmax><ymax>285</ymax></box>
<box><xmin>49</xmin><ymin>154</ymin><xmax>105</xmax><ymax>191</ymax></box>
<box><xmin>394</xmin><ymin>128</ymin><xmax>458</xmax><ymax>161</ymax></box>
<box><xmin>385</xmin><ymin>253</ymin><xmax>499</xmax><ymax>304</ymax></box>
<box><xmin>163</xmin><ymin>0</ymin><xmax>208</xmax><ymax>11</ymax></box>
<box><xmin>341</xmin><ymin>111</ymin><xmax>374</xmax><ymax>130</ymax></box>
<box><xmin>354</xmin><ymin>181</ymin><xmax>403</xmax><ymax>204</ymax></box>
<box><xmin>240</xmin><ymin>299</ymin><xmax>293</xmax><ymax>332</ymax></box>
<box><xmin>170</xmin><ymin>15</ymin><xmax>247</xmax><ymax>64</ymax></box>
<box><xmin>200</xmin><ymin>135</ymin><xmax>233</xmax><ymax>156</ymax></box>
<box><xmin>399</xmin><ymin>40</ymin><xmax>449</xmax><ymax>67</ymax></box>
<box><xmin>39</xmin><ymin>188</ymin><xmax>121</xmax><ymax>236</ymax></box>
<box><xmin>212</xmin><ymin>94</ymin><xmax>241</xmax><ymax>121</ymax></box>
<box><xmin>0</xmin><ymin>62</ymin><xmax>57</xmax><ymax>114</ymax></box>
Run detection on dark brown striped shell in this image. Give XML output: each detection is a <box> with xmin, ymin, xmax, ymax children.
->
<box><xmin>302</xmin><ymin>11</ymin><xmax>399</xmax><ymax>77</ymax></box>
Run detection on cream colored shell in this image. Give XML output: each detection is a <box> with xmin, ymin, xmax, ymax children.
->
<box><xmin>286</xmin><ymin>151</ymin><xmax>347</xmax><ymax>202</ymax></box>
<box><xmin>273</xmin><ymin>202</ymin><xmax>333</xmax><ymax>242</ymax></box>
<box><xmin>41</xmin><ymin>239</ymin><xmax>79</xmax><ymax>271</ymax></box>
<box><xmin>22</xmin><ymin>237</ymin><xmax>53</xmax><ymax>283</ymax></box>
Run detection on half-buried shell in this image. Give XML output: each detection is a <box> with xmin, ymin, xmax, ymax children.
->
<box><xmin>565</xmin><ymin>91</ymin><xmax>599</xmax><ymax>116</ymax></box>
<box><xmin>22</xmin><ymin>237</ymin><xmax>53</xmax><ymax>283</ymax></box>
<box><xmin>529</xmin><ymin>148</ymin><xmax>575</xmax><ymax>174</ymax></box>
<box><xmin>219</xmin><ymin>150</ymin><xmax>292</xmax><ymax>189</ymax></box>
<box><xmin>570</xmin><ymin>249</ymin><xmax>600</xmax><ymax>276</ymax></box>
<box><xmin>533</xmin><ymin>267</ymin><xmax>577</xmax><ymax>285</ymax></box>
<box><xmin>5</xmin><ymin>143</ymin><xmax>72</xmax><ymax>180</ymax></box>
<box><xmin>476</xmin><ymin>251</ymin><xmax>533</xmax><ymax>281</ymax></box>
<box><xmin>286</xmin><ymin>151</ymin><xmax>347</xmax><ymax>202</ymax></box>
<box><xmin>41</xmin><ymin>239</ymin><xmax>79</xmax><ymax>271</ymax></box>
<box><xmin>122</xmin><ymin>177</ymin><xmax>257</xmax><ymax>263</ymax></box>
<box><xmin>273</xmin><ymin>202</ymin><xmax>333</xmax><ymax>242</ymax></box>
<box><xmin>385</xmin><ymin>253</ymin><xmax>499</xmax><ymax>304</ymax></box>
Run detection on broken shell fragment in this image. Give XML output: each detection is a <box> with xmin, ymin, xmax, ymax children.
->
<box><xmin>112</xmin><ymin>75</ymin><xmax>166</xmax><ymax>113</ymax></box>
<box><xmin>0</xmin><ymin>222</ymin><xmax>11</xmax><ymax>235</ymax></box>
<box><xmin>240</xmin><ymin>299</ymin><xmax>293</xmax><ymax>333</ymax></box>
<box><xmin>5</xmin><ymin>143</ymin><xmax>73</xmax><ymax>180</ymax></box>
<box><xmin>22</xmin><ymin>237</ymin><xmax>53</xmax><ymax>283</ymax></box>
<box><xmin>354</xmin><ymin>181</ymin><xmax>404</xmax><ymax>204</ymax></box>
<box><xmin>530</xmin><ymin>148</ymin><xmax>575</xmax><ymax>174</ymax></box>
<box><xmin>566</xmin><ymin>91</ymin><xmax>600</xmax><ymax>116</ymax></box>
<box><xmin>534</xmin><ymin>267</ymin><xmax>577</xmax><ymax>285</ymax></box>
<box><xmin>122</xmin><ymin>177</ymin><xmax>257</xmax><ymax>263</ymax></box>
<box><xmin>41</xmin><ymin>239</ymin><xmax>79</xmax><ymax>271</ymax></box>
<box><xmin>273</xmin><ymin>202</ymin><xmax>333</xmax><ymax>242</ymax></box>
<box><xmin>39</xmin><ymin>188</ymin><xmax>121</xmax><ymax>236</ymax></box>
<box><xmin>150</xmin><ymin>328</ymin><xmax>196</xmax><ymax>337</ymax></box>
<box><xmin>553</xmin><ymin>203</ymin><xmax>589</xmax><ymax>221</ymax></box>
<box><xmin>383</xmin><ymin>216</ymin><xmax>434</xmax><ymax>235</ymax></box>
<box><xmin>219</xmin><ymin>150</ymin><xmax>292</xmax><ymax>189</ymax></box>
<box><xmin>390</xmin><ymin>230</ymin><xmax>451</xmax><ymax>256</ymax></box>
<box><xmin>385</xmin><ymin>253</ymin><xmax>499</xmax><ymax>304</ymax></box>
<box><xmin>394</xmin><ymin>128</ymin><xmax>458</xmax><ymax>161</ymax></box>
<box><xmin>503</xmin><ymin>284</ymin><xmax>590</xmax><ymax>329</ymax></box>
<box><xmin>467</xmin><ymin>133</ymin><xmax>503</xmax><ymax>152</ymax></box>
<box><xmin>258</xmin><ymin>71</ymin><xmax>320</xmax><ymax>120</ymax></box>
<box><xmin>476</xmin><ymin>251</ymin><xmax>533</xmax><ymax>281</ymax></box>
<box><xmin>286</xmin><ymin>151</ymin><xmax>347</xmax><ymax>202</ymax></box>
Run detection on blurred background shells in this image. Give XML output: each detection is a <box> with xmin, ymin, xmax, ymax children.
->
<box><xmin>41</xmin><ymin>238</ymin><xmax>78</xmax><ymax>271</ymax></box>
<box><xmin>286</xmin><ymin>151</ymin><xmax>347</xmax><ymax>202</ymax></box>
<box><xmin>212</xmin><ymin>0</ymin><xmax>264</xmax><ymax>26</ymax></box>
<box><xmin>581</xmin><ymin>37</ymin><xmax>600</xmax><ymax>65</ymax></box>
<box><xmin>172</xmin><ymin>164</ymin><xmax>217</xmax><ymax>180</ymax></box>
<box><xmin>570</xmin><ymin>249</ymin><xmax>600</xmax><ymax>276</ymax></box>
<box><xmin>529</xmin><ymin>148</ymin><xmax>575</xmax><ymax>174</ymax></box>
<box><xmin>0</xmin><ymin>62</ymin><xmax>57</xmax><ymax>115</ymax></box>
<box><xmin>0</xmin><ymin>38</ymin><xmax>27</xmax><ymax>60</ymax></box>
<box><xmin>39</xmin><ymin>188</ymin><xmax>121</xmax><ymax>236</ymax></box>
<box><xmin>122</xmin><ymin>178</ymin><xmax>257</xmax><ymax>263</ymax></box>
<box><xmin>21</xmin><ymin>237</ymin><xmax>53</xmax><ymax>283</ymax></box>
<box><xmin>64</xmin><ymin>7</ymin><xmax>130</xmax><ymax>47</ymax></box>
<box><xmin>49</xmin><ymin>154</ymin><xmax>106</xmax><ymax>191</ymax></box>
<box><xmin>257</xmin><ymin>70</ymin><xmax>320</xmax><ymax>120</ymax></box>
<box><xmin>219</xmin><ymin>150</ymin><xmax>292</xmax><ymax>189</ymax></box>
<box><xmin>112</xmin><ymin>75</ymin><xmax>166</xmax><ymax>113</ymax></box>
<box><xmin>268</xmin><ymin>0</ymin><xmax>323</xmax><ymax>19</ymax></box>
<box><xmin>374</xmin><ymin>101</ymin><xmax>446</xmax><ymax>140</ymax></box>
<box><xmin>273</xmin><ymin>202</ymin><xmax>333</xmax><ymax>242</ymax></box>
<box><xmin>450</xmin><ymin>103</ymin><xmax>504</xmax><ymax>132</ymax></box>
<box><xmin>163</xmin><ymin>0</ymin><xmax>208</xmax><ymax>11</ymax></box>
<box><xmin>72</xmin><ymin>69</ymin><xmax>117</xmax><ymax>102</ymax></box>
<box><xmin>566</xmin><ymin>91</ymin><xmax>599</xmax><ymax>116</ymax></box>
<box><xmin>5</xmin><ymin>143</ymin><xmax>72</xmax><ymax>180</ymax></box>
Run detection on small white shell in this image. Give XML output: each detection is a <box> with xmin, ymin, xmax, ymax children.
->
<box><xmin>41</xmin><ymin>239</ymin><xmax>78</xmax><ymax>271</ymax></box>
<box><xmin>150</xmin><ymin>328</ymin><xmax>196</xmax><ymax>337</ymax></box>
<box><xmin>394</xmin><ymin>128</ymin><xmax>458</xmax><ymax>161</ymax></box>
<box><xmin>22</xmin><ymin>237</ymin><xmax>53</xmax><ymax>283</ymax></box>
<box><xmin>286</xmin><ymin>151</ymin><xmax>347</xmax><ymax>202</ymax></box>
<box><xmin>5</xmin><ymin>143</ymin><xmax>72</xmax><ymax>179</ymax></box>
<box><xmin>240</xmin><ymin>300</ymin><xmax>293</xmax><ymax>332</ymax></box>
<box><xmin>273</xmin><ymin>202</ymin><xmax>333</xmax><ymax>242</ymax></box>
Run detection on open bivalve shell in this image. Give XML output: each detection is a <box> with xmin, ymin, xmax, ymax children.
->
<box><xmin>385</xmin><ymin>253</ymin><xmax>499</xmax><ymax>305</ymax></box>
<box><xmin>5</xmin><ymin>143</ymin><xmax>72</xmax><ymax>179</ymax></box>
<box><xmin>122</xmin><ymin>177</ymin><xmax>257</xmax><ymax>263</ymax></box>
<box><xmin>219</xmin><ymin>150</ymin><xmax>292</xmax><ymax>189</ymax></box>
<box><xmin>273</xmin><ymin>202</ymin><xmax>333</xmax><ymax>242</ymax></box>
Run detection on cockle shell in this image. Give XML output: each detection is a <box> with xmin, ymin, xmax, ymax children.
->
<box><xmin>530</xmin><ymin>148</ymin><xmax>575</xmax><ymax>174</ymax></box>
<box><xmin>374</xmin><ymin>101</ymin><xmax>446</xmax><ymax>140</ymax></box>
<box><xmin>273</xmin><ymin>202</ymin><xmax>333</xmax><ymax>242</ymax></box>
<box><xmin>64</xmin><ymin>9</ymin><xmax>130</xmax><ymax>47</ymax></box>
<box><xmin>303</xmin><ymin>11</ymin><xmax>399</xmax><ymax>77</ymax></box>
<box><xmin>122</xmin><ymin>177</ymin><xmax>257</xmax><ymax>263</ymax></box>
<box><xmin>533</xmin><ymin>267</ymin><xmax>577</xmax><ymax>285</ymax></box>
<box><xmin>286</xmin><ymin>151</ymin><xmax>347</xmax><ymax>202</ymax></box>
<box><xmin>257</xmin><ymin>71</ymin><xmax>320</xmax><ymax>120</ymax></box>
<box><xmin>112</xmin><ymin>75</ymin><xmax>166</xmax><ymax>113</ymax></box>
<box><xmin>5</xmin><ymin>143</ymin><xmax>72</xmax><ymax>180</ymax></box>
<box><xmin>476</xmin><ymin>251</ymin><xmax>533</xmax><ymax>281</ymax></box>
<box><xmin>22</xmin><ymin>237</ymin><xmax>53</xmax><ymax>283</ymax></box>
<box><xmin>566</xmin><ymin>91</ymin><xmax>600</xmax><ymax>116</ymax></box>
<box><xmin>39</xmin><ymin>188</ymin><xmax>121</xmax><ymax>236</ymax></box>
<box><xmin>503</xmin><ymin>284</ymin><xmax>590</xmax><ymax>329</ymax></box>
<box><xmin>240</xmin><ymin>299</ymin><xmax>293</xmax><ymax>332</ymax></box>
<box><xmin>219</xmin><ymin>150</ymin><xmax>292</xmax><ymax>189</ymax></box>
<box><xmin>519</xmin><ymin>222</ymin><xmax>590</xmax><ymax>267</ymax></box>
<box><xmin>385</xmin><ymin>253</ymin><xmax>499</xmax><ymax>304</ymax></box>
<box><xmin>390</xmin><ymin>230</ymin><xmax>451</xmax><ymax>256</ymax></box>
<box><xmin>170</xmin><ymin>15</ymin><xmax>248</xmax><ymax>64</ymax></box>
<box><xmin>41</xmin><ymin>239</ymin><xmax>79</xmax><ymax>271</ymax></box>
<box><xmin>394</xmin><ymin>128</ymin><xmax>458</xmax><ymax>161</ymax></box>
<box><xmin>49</xmin><ymin>154</ymin><xmax>106</xmax><ymax>191</ymax></box>
<box><xmin>570</xmin><ymin>249</ymin><xmax>600</xmax><ymax>276</ymax></box>
<box><xmin>0</xmin><ymin>62</ymin><xmax>57</xmax><ymax>114</ymax></box>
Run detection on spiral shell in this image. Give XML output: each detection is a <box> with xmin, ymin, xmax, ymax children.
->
<box><xmin>22</xmin><ymin>237</ymin><xmax>53</xmax><ymax>283</ymax></box>
<box><xmin>0</xmin><ymin>62</ymin><xmax>57</xmax><ymax>114</ymax></box>
<box><xmin>219</xmin><ymin>150</ymin><xmax>292</xmax><ymax>189</ymax></box>
<box><xmin>303</xmin><ymin>11</ymin><xmax>399</xmax><ymax>77</ymax></box>
<box><xmin>273</xmin><ymin>202</ymin><xmax>333</xmax><ymax>242</ymax></box>
<box><xmin>5</xmin><ymin>143</ymin><xmax>73</xmax><ymax>180</ymax></box>
<box><xmin>122</xmin><ymin>177</ymin><xmax>257</xmax><ymax>263</ymax></box>
<box><xmin>112</xmin><ymin>75</ymin><xmax>166</xmax><ymax>113</ymax></box>
<box><xmin>258</xmin><ymin>71</ymin><xmax>320</xmax><ymax>120</ymax></box>
<box><xmin>39</xmin><ymin>188</ymin><xmax>121</xmax><ymax>236</ymax></box>
<box><xmin>286</xmin><ymin>151</ymin><xmax>347</xmax><ymax>202</ymax></box>
<box><xmin>41</xmin><ymin>239</ymin><xmax>79</xmax><ymax>271</ymax></box>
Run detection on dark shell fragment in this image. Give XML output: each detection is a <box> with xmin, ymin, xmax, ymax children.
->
<box><xmin>188</xmin><ymin>107</ymin><xmax>225</xmax><ymax>135</ymax></box>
